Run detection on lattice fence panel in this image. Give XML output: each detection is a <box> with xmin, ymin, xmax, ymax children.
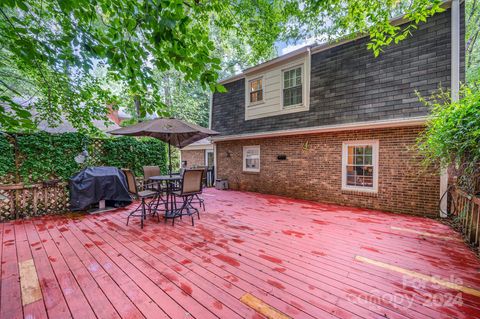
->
<box><xmin>0</xmin><ymin>188</ymin><xmax>15</xmax><ymax>220</ymax></box>
<box><xmin>0</xmin><ymin>183</ymin><xmax>69</xmax><ymax>221</ymax></box>
<box><xmin>89</xmin><ymin>138</ymin><xmax>105</xmax><ymax>166</ymax></box>
<box><xmin>0</xmin><ymin>174</ymin><xmax>16</xmax><ymax>185</ymax></box>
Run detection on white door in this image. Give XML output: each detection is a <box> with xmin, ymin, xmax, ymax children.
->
<box><xmin>205</xmin><ymin>150</ymin><xmax>214</xmax><ymax>167</ymax></box>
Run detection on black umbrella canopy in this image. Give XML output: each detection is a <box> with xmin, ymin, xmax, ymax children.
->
<box><xmin>109</xmin><ymin>118</ymin><xmax>219</xmax><ymax>174</ymax></box>
<box><xmin>109</xmin><ymin>118</ymin><xmax>219</xmax><ymax>148</ymax></box>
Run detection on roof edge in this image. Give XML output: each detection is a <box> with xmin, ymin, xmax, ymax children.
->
<box><xmin>181</xmin><ymin>143</ymin><xmax>214</xmax><ymax>151</ymax></box>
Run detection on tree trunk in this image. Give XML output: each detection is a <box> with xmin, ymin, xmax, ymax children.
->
<box><xmin>134</xmin><ymin>95</ymin><xmax>142</xmax><ymax>121</ymax></box>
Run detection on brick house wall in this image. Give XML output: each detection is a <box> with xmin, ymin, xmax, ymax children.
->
<box><xmin>210</xmin><ymin>4</ymin><xmax>464</xmax><ymax>216</ymax></box>
<box><xmin>181</xmin><ymin>150</ymin><xmax>205</xmax><ymax>168</ymax></box>
<box><xmin>215</xmin><ymin>126</ymin><xmax>439</xmax><ymax>216</ymax></box>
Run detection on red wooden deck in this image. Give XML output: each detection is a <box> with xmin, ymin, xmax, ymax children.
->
<box><xmin>1</xmin><ymin>188</ymin><xmax>480</xmax><ymax>319</ymax></box>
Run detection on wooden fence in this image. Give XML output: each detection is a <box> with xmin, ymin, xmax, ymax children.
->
<box><xmin>0</xmin><ymin>182</ymin><xmax>69</xmax><ymax>221</ymax></box>
<box><xmin>450</xmin><ymin>187</ymin><xmax>480</xmax><ymax>249</ymax></box>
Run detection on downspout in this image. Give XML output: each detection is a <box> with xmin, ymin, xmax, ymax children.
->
<box><xmin>209</xmin><ymin>93</ymin><xmax>217</xmax><ymax>185</ymax></box>
<box><xmin>306</xmin><ymin>46</ymin><xmax>312</xmax><ymax>108</ymax></box>
<box><xmin>208</xmin><ymin>93</ymin><xmax>213</xmax><ymax>130</ymax></box>
<box><xmin>440</xmin><ymin>0</ymin><xmax>460</xmax><ymax>217</ymax></box>
<box><xmin>451</xmin><ymin>0</ymin><xmax>461</xmax><ymax>102</ymax></box>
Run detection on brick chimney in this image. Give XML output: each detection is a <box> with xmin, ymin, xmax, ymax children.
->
<box><xmin>106</xmin><ymin>105</ymin><xmax>121</xmax><ymax>125</ymax></box>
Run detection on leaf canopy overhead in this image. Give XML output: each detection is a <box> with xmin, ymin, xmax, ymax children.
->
<box><xmin>0</xmin><ymin>0</ymin><xmax>446</xmax><ymax>132</ymax></box>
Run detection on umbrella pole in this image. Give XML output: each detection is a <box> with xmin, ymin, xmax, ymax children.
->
<box><xmin>168</xmin><ymin>141</ymin><xmax>172</xmax><ymax>176</ymax></box>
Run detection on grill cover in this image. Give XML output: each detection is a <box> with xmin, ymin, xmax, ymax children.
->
<box><xmin>69</xmin><ymin>167</ymin><xmax>132</xmax><ymax>211</ymax></box>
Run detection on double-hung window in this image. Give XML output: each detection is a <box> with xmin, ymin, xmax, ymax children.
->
<box><xmin>249</xmin><ymin>78</ymin><xmax>263</xmax><ymax>104</ymax></box>
<box><xmin>283</xmin><ymin>66</ymin><xmax>302</xmax><ymax>108</ymax></box>
<box><xmin>342</xmin><ymin>141</ymin><xmax>379</xmax><ymax>192</ymax></box>
<box><xmin>243</xmin><ymin>146</ymin><xmax>260</xmax><ymax>172</ymax></box>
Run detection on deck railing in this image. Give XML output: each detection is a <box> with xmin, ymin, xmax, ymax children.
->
<box><xmin>450</xmin><ymin>187</ymin><xmax>480</xmax><ymax>248</ymax></box>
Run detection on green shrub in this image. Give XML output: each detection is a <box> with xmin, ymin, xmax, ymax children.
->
<box><xmin>99</xmin><ymin>136</ymin><xmax>168</xmax><ymax>177</ymax></box>
<box><xmin>417</xmin><ymin>83</ymin><xmax>480</xmax><ymax>193</ymax></box>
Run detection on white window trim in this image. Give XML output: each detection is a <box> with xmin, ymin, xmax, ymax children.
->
<box><xmin>246</xmin><ymin>76</ymin><xmax>265</xmax><ymax>107</ymax></box>
<box><xmin>341</xmin><ymin>140</ymin><xmax>379</xmax><ymax>193</ymax></box>
<box><xmin>281</xmin><ymin>64</ymin><xmax>304</xmax><ymax>110</ymax></box>
<box><xmin>243</xmin><ymin>145</ymin><xmax>260</xmax><ymax>172</ymax></box>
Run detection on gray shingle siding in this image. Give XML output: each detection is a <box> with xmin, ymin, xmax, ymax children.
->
<box><xmin>212</xmin><ymin>6</ymin><xmax>465</xmax><ymax>136</ymax></box>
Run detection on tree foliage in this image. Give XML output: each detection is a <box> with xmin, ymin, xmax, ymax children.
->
<box><xmin>110</xmin><ymin>69</ymin><xmax>210</xmax><ymax>127</ymax></box>
<box><xmin>417</xmin><ymin>83</ymin><xmax>480</xmax><ymax>193</ymax></box>
<box><xmin>466</xmin><ymin>0</ymin><xmax>480</xmax><ymax>83</ymax></box>
<box><xmin>284</xmin><ymin>0</ymin><xmax>445</xmax><ymax>57</ymax></box>
<box><xmin>0</xmin><ymin>0</ymin><xmax>446</xmax><ymax>132</ymax></box>
<box><xmin>161</xmin><ymin>73</ymin><xmax>210</xmax><ymax>128</ymax></box>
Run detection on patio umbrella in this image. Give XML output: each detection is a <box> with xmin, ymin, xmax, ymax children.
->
<box><xmin>109</xmin><ymin>118</ymin><xmax>219</xmax><ymax>174</ymax></box>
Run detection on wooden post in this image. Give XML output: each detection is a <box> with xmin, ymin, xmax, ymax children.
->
<box><xmin>44</xmin><ymin>186</ymin><xmax>48</xmax><ymax>213</ymax></box>
<box><xmin>33</xmin><ymin>187</ymin><xmax>38</xmax><ymax>215</ymax></box>
<box><xmin>13</xmin><ymin>135</ymin><xmax>20</xmax><ymax>219</ymax></box>
<box><xmin>473</xmin><ymin>198</ymin><xmax>480</xmax><ymax>246</ymax></box>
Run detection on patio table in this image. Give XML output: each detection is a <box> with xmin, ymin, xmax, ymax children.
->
<box><xmin>149</xmin><ymin>175</ymin><xmax>182</xmax><ymax>219</ymax></box>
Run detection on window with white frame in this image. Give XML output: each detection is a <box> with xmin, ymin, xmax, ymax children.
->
<box><xmin>243</xmin><ymin>146</ymin><xmax>260</xmax><ymax>172</ymax></box>
<box><xmin>283</xmin><ymin>66</ymin><xmax>302</xmax><ymax>108</ymax></box>
<box><xmin>342</xmin><ymin>141</ymin><xmax>379</xmax><ymax>192</ymax></box>
<box><xmin>248</xmin><ymin>78</ymin><xmax>263</xmax><ymax>104</ymax></box>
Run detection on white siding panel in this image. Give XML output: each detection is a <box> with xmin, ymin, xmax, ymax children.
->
<box><xmin>245</xmin><ymin>53</ymin><xmax>310</xmax><ymax>121</ymax></box>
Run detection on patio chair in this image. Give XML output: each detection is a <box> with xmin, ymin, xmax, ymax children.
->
<box><xmin>169</xmin><ymin>167</ymin><xmax>185</xmax><ymax>192</ymax></box>
<box><xmin>143</xmin><ymin>166</ymin><xmax>161</xmax><ymax>191</ymax></box>
<box><xmin>122</xmin><ymin>169</ymin><xmax>158</xmax><ymax>229</ymax></box>
<box><xmin>169</xmin><ymin>168</ymin><xmax>204</xmax><ymax>226</ymax></box>
<box><xmin>190</xmin><ymin>166</ymin><xmax>207</xmax><ymax>211</ymax></box>
<box><xmin>195</xmin><ymin>166</ymin><xmax>208</xmax><ymax>187</ymax></box>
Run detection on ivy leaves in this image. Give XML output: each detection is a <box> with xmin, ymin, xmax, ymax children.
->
<box><xmin>0</xmin><ymin>135</ymin><xmax>15</xmax><ymax>179</ymax></box>
<box><xmin>15</xmin><ymin>132</ymin><xmax>88</xmax><ymax>183</ymax></box>
<box><xmin>0</xmin><ymin>132</ymin><xmax>169</xmax><ymax>183</ymax></box>
<box><xmin>98</xmin><ymin>136</ymin><xmax>168</xmax><ymax>177</ymax></box>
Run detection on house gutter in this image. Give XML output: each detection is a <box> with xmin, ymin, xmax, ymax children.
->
<box><xmin>181</xmin><ymin>143</ymin><xmax>214</xmax><ymax>151</ymax></box>
<box><xmin>211</xmin><ymin>117</ymin><xmax>427</xmax><ymax>142</ymax></box>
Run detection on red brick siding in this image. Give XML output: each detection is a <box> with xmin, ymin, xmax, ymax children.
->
<box><xmin>181</xmin><ymin>150</ymin><xmax>205</xmax><ymax>168</ymax></box>
<box><xmin>215</xmin><ymin>126</ymin><xmax>440</xmax><ymax>216</ymax></box>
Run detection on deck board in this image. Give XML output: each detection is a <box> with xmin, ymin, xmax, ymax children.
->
<box><xmin>1</xmin><ymin>222</ymin><xmax>23</xmax><ymax>319</ymax></box>
<box><xmin>1</xmin><ymin>188</ymin><xmax>480</xmax><ymax>318</ymax></box>
<box><xmin>23</xmin><ymin>221</ymin><xmax>72</xmax><ymax>318</ymax></box>
<box><xmin>196</xmin><ymin>209</ymin><xmax>480</xmax><ymax>313</ymax></box>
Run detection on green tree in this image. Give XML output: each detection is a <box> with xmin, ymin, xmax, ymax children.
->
<box><xmin>160</xmin><ymin>72</ymin><xmax>210</xmax><ymax>127</ymax></box>
<box><xmin>466</xmin><ymin>0</ymin><xmax>480</xmax><ymax>83</ymax></box>
<box><xmin>0</xmin><ymin>0</ymin><xmax>445</xmax><ymax>132</ymax></box>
